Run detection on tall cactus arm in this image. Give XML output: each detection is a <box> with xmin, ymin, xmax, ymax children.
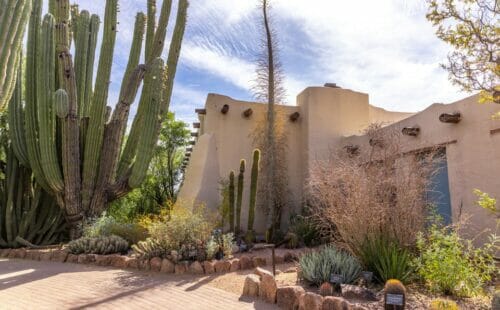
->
<box><xmin>81</xmin><ymin>0</ymin><xmax>118</xmax><ymax>212</ymax></box>
<box><xmin>81</xmin><ymin>14</ymin><xmax>100</xmax><ymax>118</ymax></box>
<box><xmin>0</xmin><ymin>0</ymin><xmax>31</xmax><ymax>109</ymax></box>
<box><xmin>8</xmin><ymin>56</ymin><xmax>29</xmax><ymax>166</ymax></box>
<box><xmin>236</xmin><ymin>159</ymin><xmax>245</xmax><ymax>234</ymax></box>
<box><xmin>74</xmin><ymin>10</ymin><xmax>90</xmax><ymax>118</ymax></box>
<box><xmin>145</xmin><ymin>0</ymin><xmax>157</xmax><ymax>63</ymax></box>
<box><xmin>38</xmin><ymin>14</ymin><xmax>64</xmax><ymax>193</ymax></box>
<box><xmin>128</xmin><ymin>58</ymin><xmax>165</xmax><ymax>188</ymax></box>
<box><xmin>24</xmin><ymin>0</ymin><xmax>52</xmax><ymax>192</ymax></box>
<box><xmin>54</xmin><ymin>0</ymin><xmax>83</xmax><ymax>231</ymax></box>
<box><xmin>229</xmin><ymin>170</ymin><xmax>235</xmax><ymax>232</ymax></box>
<box><xmin>150</xmin><ymin>0</ymin><xmax>172</xmax><ymax>60</ymax></box>
<box><xmin>248</xmin><ymin>149</ymin><xmax>260</xmax><ymax>231</ymax></box>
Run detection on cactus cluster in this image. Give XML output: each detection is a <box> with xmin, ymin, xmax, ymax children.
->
<box><xmin>67</xmin><ymin>235</ymin><xmax>129</xmax><ymax>255</ymax></box>
<box><xmin>0</xmin><ymin>0</ymin><xmax>31</xmax><ymax>109</ymax></box>
<box><xmin>7</xmin><ymin>0</ymin><xmax>188</xmax><ymax>238</ymax></box>
<box><xmin>132</xmin><ymin>238</ymin><xmax>167</xmax><ymax>260</ymax></box>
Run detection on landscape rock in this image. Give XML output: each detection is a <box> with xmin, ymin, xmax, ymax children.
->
<box><xmin>254</xmin><ymin>266</ymin><xmax>272</xmax><ymax>278</ymax></box>
<box><xmin>95</xmin><ymin>255</ymin><xmax>112</xmax><ymax>266</ymax></box>
<box><xmin>322</xmin><ymin>296</ymin><xmax>349</xmax><ymax>310</ymax></box>
<box><xmin>78</xmin><ymin>254</ymin><xmax>96</xmax><ymax>264</ymax></box>
<box><xmin>284</xmin><ymin>251</ymin><xmax>298</xmax><ymax>262</ymax></box>
<box><xmin>25</xmin><ymin>250</ymin><xmax>41</xmax><ymax>261</ymax></box>
<box><xmin>232</xmin><ymin>244</ymin><xmax>240</xmax><ymax>254</ymax></box>
<box><xmin>252</xmin><ymin>256</ymin><xmax>266</xmax><ymax>267</ymax></box>
<box><xmin>202</xmin><ymin>260</ymin><xmax>215</xmax><ymax>274</ymax></box>
<box><xmin>109</xmin><ymin>255</ymin><xmax>127</xmax><ymax>268</ymax></box>
<box><xmin>229</xmin><ymin>259</ymin><xmax>240</xmax><ymax>272</ymax></box>
<box><xmin>284</xmin><ymin>266</ymin><xmax>297</xmax><ymax>273</ymax></box>
<box><xmin>242</xmin><ymin>274</ymin><xmax>260</xmax><ymax>297</ymax></box>
<box><xmin>341</xmin><ymin>284</ymin><xmax>378</xmax><ymax>301</ymax></box>
<box><xmin>138</xmin><ymin>259</ymin><xmax>151</xmax><ymax>271</ymax></box>
<box><xmin>0</xmin><ymin>249</ymin><xmax>11</xmax><ymax>258</ymax></box>
<box><xmin>276</xmin><ymin>286</ymin><xmax>305</xmax><ymax>310</ymax></box>
<box><xmin>160</xmin><ymin>258</ymin><xmax>175</xmax><ymax>273</ymax></box>
<box><xmin>66</xmin><ymin>254</ymin><xmax>79</xmax><ymax>264</ymax></box>
<box><xmin>273</xmin><ymin>255</ymin><xmax>285</xmax><ymax>264</ymax></box>
<box><xmin>214</xmin><ymin>260</ymin><xmax>231</xmax><ymax>273</ymax></box>
<box><xmin>189</xmin><ymin>261</ymin><xmax>204</xmax><ymax>274</ymax></box>
<box><xmin>239</xmin><ymin>255</ymin><xmax>253</xmax><ymax>270</ymax></box>
<box><xmin>259</xmin><ymin>272</ymin><xmax>277</xmax><ymax>303</ymax></box>
<box><xmin>299</xmin><ymin>292</ymin><xmax>323</xmax><ymax>310</ymax></box>
<box><xmin>125</xmin><ymin>257</ymin><xmax>139</xmax><ymax>269</ymax></box>
<box><xmin>14</xmin><ymin>248</ymin><xmax>27</xmax><ymax>259</ymax></box>
<box><xmin>150</xmin><ymin>257</ymin><xmax>162</xmax><ymax>272</ymax></box>
<box><xmin>175</xmin><ymin>261</ymin><xmax>188</xmax><ymax>274</ymax></box>
<box><xmin>40</xmin><ymin>251</ymin><xmax>53</xmax><ymax>261</ymax></box>
<box><xmin>51</xmin><ymin>250</ymin><xmax>68</xmax><ymax>263</ymax></box>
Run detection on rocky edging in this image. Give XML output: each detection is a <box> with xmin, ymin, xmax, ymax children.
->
<box><xmin>243</xmin><ymin>267</ymin><xmax>369</xmax><ymax>310</ymax></box>
<box><xmin>0</xmin><ymin>247</ymin><xmax>299</xmax><ymax>276</ymax></box>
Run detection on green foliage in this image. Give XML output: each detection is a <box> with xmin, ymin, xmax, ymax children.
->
<box><xmin>413</xmin><ymin>218</ymin><xmax>497</xmax><ymax>297</ymax></box>
<box><xmin>474</xmin><ymin>189</ymin><xmax>497</xmax><ymax>214</ymax></box>
<box><xmin>247</xmin><ymin>149</ymin><xmax>260</xmax><ymax>232</ymax></box>
<box><xmin>132</xmin><ymin>204</ymin><xmax>216</xmax><ymax>260</ymax></box>
<box><xmin>429</xmin><ymin>299</ymin><xmax>459</xmax><ymax>310</ymax></box>
<box><xmin>288</xmin><ymin>213</ymin><xmax>321</xmax><ymax>247</ymax></box>
<box><xmin>217</xmin><ymin>178</ymin><xmax>230</xmax><ymax>228</ymax></box>
<box><xmin>82</xmin><ymin>213</ymin><xmax>147</xmax><ymax>245</ymax></box>
<box><xmin>67</xmin><ymin>235</ymin><xmax>129</xmax><ymax>255</ymax></box>
<box><xmin>205</xmin><ymin>236</ymin><xmax>218</xmax><ymax>260</ymax></box>
<box><xmin>357</xmin><ymin>235</ymin><xmax>413</xmax><ymax>283</ymax></box>
<box><xmin>299</xmin><ymin>245</ymin><xmax>362</xmax><ymax>286</ymax></box>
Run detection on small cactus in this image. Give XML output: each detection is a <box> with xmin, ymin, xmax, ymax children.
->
<box><xmin>384</xmin><ymin>279</ymin><xmax>406</xmax><ymax>310</ymax></box>
<box><xmin>247</xmin><ymin>149</ymin><xmax>260</xmax><ymax>232</ymax></box>
<box><xmin>429</xmin><ymin>299</ymin><xmax>458</xmax><ymax>310</ymax></box>
<box><xmin>228</xmin><ymin>171</ymin><xmax>235</xmax><ymax>232</ymax></box>
<box><xmin>319</xmin><ymin>282</ymin><xmax>333</xmax><ymax>296</ymax></box>
<box><xmin>236</xmin><ymin>159</ymin><xmax>245</xmax><ymax>234</ymax></box>
<box><xmin>285</xmin><ymin>232</ymin><xmax>299</xmax><ymax>249</ymax></box>
<box><xmin>67</xmin><ymin>235</ymin><xmax>129</xmax><ymax>255</ymax></box>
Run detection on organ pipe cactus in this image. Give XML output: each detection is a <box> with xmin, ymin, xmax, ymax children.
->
<box><xmin>228</xmin><ymin>171</ymin><xmax>235</xmax><ymax>232</ymax></box>
<box><xmin>0</xmin><ymin>0</ymin><xmax>31</xmax><ymax>109</ymax></box>
<box><xmin>247</xmin><ymin>149</ymin><xmax>260</xmax><ymax>232</ymax></box>
<box><xmin>8</xmin><ymin>0</ymin><xmax>189</xmax><ymax>238</ymax></box>
<box><xmin>236</xmin><ymin>159</ymin><xmax>245</xmax><ymax>234</ymax></box>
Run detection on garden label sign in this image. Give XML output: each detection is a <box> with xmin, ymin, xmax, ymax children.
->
<box><xmin>385</xmin><ymin>293</ymin><xmax>404</xmax><ymax>306</ymax></box>
<box><xmin>329</xmin><ymin>273</ymin><xmax>344</xmax><ymax>284</ymax></box>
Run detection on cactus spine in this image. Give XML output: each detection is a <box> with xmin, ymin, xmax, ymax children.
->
<box><xmin>247</xmin><ymin>149</ymin><xmax>260</xmax><ymax>232</ymax></box>
<box><xmin>229</xmin><ymin>171</ymin><xmax>235</xmax><ymax>232</ymax></box>
<box><xmin>8</xmin><ymin>0</ymin><xmax>189</xmax><ymax>238</ymax></box>
<box><xmin>236</xmin><ymin>159</ymin><xmax>245</xmax><ymax>234</ymax></box>
<box><xmin>0</xmin><ymin>0</ymin><xmax>31</xmax><ymax>109</ymax></box>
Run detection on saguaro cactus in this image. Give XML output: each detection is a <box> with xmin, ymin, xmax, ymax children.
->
<box><xmin>228</xmin><ymin>171</ymin><xmax>235</xmax><ymax>232</ymax></box>
<box><xmin>236</xmin><ymin>159</ymin><xmax>245</xmax><ymax>234</ymax></box>
<box><xmin>247</xmin><ymin>149</ymin><xmax>260</xmax><ymax>233</ymax></box>
<box><xmin>8</xmin><ymin>0</ymin><xmax>189</xmax><ymax>238</ymax></box>
<box><xmin>0</xmin><ymin>0</ymin><xmax>31</xmax><ymax>109</ymax></box>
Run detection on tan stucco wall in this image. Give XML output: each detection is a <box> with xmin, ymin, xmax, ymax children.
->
<box><xmin>178</xmin><ymin>86</ymin><xmax>499</xmax><ymax>239</ymax></box>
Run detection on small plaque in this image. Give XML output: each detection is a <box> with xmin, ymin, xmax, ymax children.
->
<box><xmin>329</xmin><ymin>273</ymin><xmax>344</xmax><ymax>284</ymax></box>
<box><xmin>385</xmin><ymin>293</ymin><xmax>404</xmax><ymax>306</ymax></box>
<box><xmin>189</xmin><ymin>250</ymin><xmax>197</xmax><ymax>258</ymax></box>
<box><xmin>361</xmin><ymin>271</ymin><xmax>373</xmax><ymax>282</ymax></box>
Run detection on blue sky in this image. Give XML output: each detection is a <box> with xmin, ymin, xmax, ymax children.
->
<box><xmin>55</xmin><ymin>0</ymin><xmax>469</xmax><ymax>126</ymax></box>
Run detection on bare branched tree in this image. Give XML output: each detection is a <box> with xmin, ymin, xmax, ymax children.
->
<box><xmin>253</xmin><ymin>0</ymin><xmax>287</xmax><ymax>241</ymax></box>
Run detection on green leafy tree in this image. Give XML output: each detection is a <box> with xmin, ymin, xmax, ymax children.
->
<box><xmin>426</xmin><ymin>0</ymin><xmax>499</xmax><ymax>103</ymax></box>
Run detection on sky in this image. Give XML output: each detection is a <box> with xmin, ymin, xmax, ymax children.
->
<box><xmin>55</xmin><ymin>0</ymin><xmax>469</xmax><ymax>126</ymax></box>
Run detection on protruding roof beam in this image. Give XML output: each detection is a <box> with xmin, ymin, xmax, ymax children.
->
<box><xmin>243</xmin><ymin>108</ymin><xmax>253</xmax><ymax>118</ymax></box>
<box><xmin>439</xmin><ymin>112</ymin><xmax>461</xmax><ymax>123</ymax></box>
<box><xmin>193</xmin><ymin>122</ymin><xmax>200</xmax><ymax>128</ymax></box>
<box><xmin>402</xmin><ymin>126</ymin><xmax>420</xmax><ymax>136</ymax></box>
<box><xmin>289</xmin><ymin>112</ymin><xmax>300</xmax><ymax>122</ymax></box>
<box><xmin>195</xmin><ymin>108</ymin><xmax>206</xmax><ymax>115</ymax></box>
<box><xmin>221</xmin><ymin>104</ymin><xmax>229</xmax><ymax>114</ymax></box>
<box><xmin>191</xmin><ymin>132</ymin><xmax>198</xmax><ymax>137</ymax></box>
<box><xmin>344</xmin><ymin>144</ymin><xmax>360</xmax><ymax>156</ymax></box>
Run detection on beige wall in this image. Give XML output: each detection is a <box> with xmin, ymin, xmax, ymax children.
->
<box><xmin>178</xmin><ymin>87</ymin><xmax>500</xmax><ymax>239</ymax></box>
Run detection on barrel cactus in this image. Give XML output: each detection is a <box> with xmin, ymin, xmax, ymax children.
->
<box><xmin>8</xmin><ymin>0</ymin><xmax>189</xmax><ymax>238</ymax></box>
<box><xmin>384</xmin><ymin>279</ymin><xmax>406</xmax><ymax>310</ymax></box>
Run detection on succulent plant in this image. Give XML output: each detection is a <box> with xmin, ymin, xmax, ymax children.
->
<box><xmin>67</xmin><ymin>235</ymin><xmax>129</xmax><ymax>255</ymax></box>
<box><xmin>384</xmin><ymin>279</ymin><xmax>406</xmax><ymax>310</ymax></box>
<box><xmin>131</xmin><ymin>238</ymin><xmax>166</xmax><ymax>260</ymax></box>
<box><xmin>247</xmin><ymin>149</ymin><xmax>260</xmax><ymax>232</ymax></box>
<box><xmin>236</xmin><ymin>159</ymin><xmax>245</xmax><ymax>234</ymax></box>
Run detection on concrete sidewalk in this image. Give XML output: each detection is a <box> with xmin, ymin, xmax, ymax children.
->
<box><xmin>0</xmin><ymin>258</ymin><xmax>277</xmax><ymax>310</ymax></box>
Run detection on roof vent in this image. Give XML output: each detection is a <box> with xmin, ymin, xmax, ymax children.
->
<box><xmin>324</xmin><ymin>83</ymin><xmax>340</xmax><ymax>88</ymax></box>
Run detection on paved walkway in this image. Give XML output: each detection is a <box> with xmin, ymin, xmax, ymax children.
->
<box><xmin>0</xmin><ymin>259</ymin><xmax>277</xmax><ymax>310</ymax></box>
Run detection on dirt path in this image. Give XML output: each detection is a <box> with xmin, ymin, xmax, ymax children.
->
<box><xmin>0</xmin><ymin>258</ymin><xmax>277</xmax><ymax>310</ymax></box>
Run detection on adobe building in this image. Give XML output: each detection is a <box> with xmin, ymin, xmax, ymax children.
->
<box><xmin>178</xmin><ymin>84</ymin><xmax>500</xmax><ymax>240</ymax></box>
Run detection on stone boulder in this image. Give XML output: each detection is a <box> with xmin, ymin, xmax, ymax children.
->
<box><xmin>160</xmin><ymin>258</ymin><xmax>175</xmax><ymax>273</ymax></box>
<box><xmin>95</xmin><ymin>255</ymin><xmax>112</xmax><ymax>266</ymax></box>
<box><xmin>125</xmin><ymin>257</ymin><xmax>139</xmax><ymax>269</ymax></box>
<box><xmin>259</xmin><ymin>272</ymin><xmax>277</xmax><ymax>303</ymax></box>
<box><xmin>138</xmin><ymin>259</ymin><xmax>151</xmax><ymax>271</ymax></box>
<box><xmin>276</xmin><ymin>286</ymin><xmax>305</xmax><ymax>310</ymax></box>
<box><xmin>51</xmin><ymin>250</ymin><xmax>68</xmax><ymax>263</ymax></box>
<box><xmin>254</xmin><ymin>266</ymin><xmax>272</xmax><ymax>278</ymax></box>
<box><xmin>40</xmin><ymin>251</ymin><xmax>53</xmax><ymax>261</ymax></box>
<box><xmin>25</xmin><ymin>250</ymin><xmax>41</xmax><ymax>261</ymax></box>
<box><xmin>322</xmin><ymin>296</ymin><xmax>349</xmax><ymax>310</ymax></box>
<box><xmin>202</xmin><ymin>260</ymin><xmax>215</xmax><ymax>274</ymax></box>
<box><xmin>150</xmin><ymin>257</ymin><xmax>162</xmax><ymax>272</ymax></box>
<box><xmin>284</xmin><ymin>251</ymin><xmax>298</xmax><ymax>262</ymax></box>
<box><xmin>78</xmin><ymin>254</ymin><xmax>96</xmax><ymax>264</ymax></box>
<box><xmin>175</xmin><ymin>261</ymin><xmax>188</xmax><ymax>274</ymax></box>
<box><xmin>66</xmin><ymin>254</ymin><xmax>79</xmax><ymax>264</ymax></box>
<box><xmin>252</xmin><ymin>256</ymin><xmax>266</xmax><ymax>267</ymax></box>
<box><xmin>341</xmin><ymin>284</ymin><xmax>378</xmax><ymax>301</ymax></box>
<box><xmin>242</xmin><ymin>274</ymin><xmax>260</xmax><ymax>297</ymax></box>
<box><xmin>214</xmin><ymin>260</ymin><xmax>231</xmax><ymax>273</ymax></box>
<box><xmin>239</xmin><ymin>255</ymin><xmax>253</xmax><ymax>270</ymax></box>
<box><xmin>0</xmin><ymin>249</ymin><xmax>11</xmax><ymax>258</ymax></box>
<box><xmin>229</xmin><ymin>259</ymin><xmax>240</xmax><ymax>272</ymax></box>
<box><xmin>189</xmin><ymin>261</ymin><xmax>204</xmax><ymax>274</ymax></box>
<box><xmin>299</xmin><ymin>292</ymin><xmax>323</xmax><ymax>310</ymax></box>
<box><xmin>109</xmin><ymin>255</ymin><xmax>128</xmax><ymax>268</ymax></box>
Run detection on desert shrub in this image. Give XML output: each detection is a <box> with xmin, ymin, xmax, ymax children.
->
<box><xmin>132</xmin><ymin>203</ymin><xmax>216</xmax><ymax>260</ymax></box>
<box><xmin>82</xmin><ymin>213</ymin><xmax>147</xmax><ymax>245</ymax></box>
<box><xmin>413</xmin><ymin>218</ymin><xmax>496</xmax><ymax>297</ymax></box>
<box><xmin>68</xmin><ymin>235</ymin><xmax>129</xmax><ymax>255</ymax></box>
<box><xmin>288</xmin><ymin>213</ymin><xmax>321</xmax><ymax>247</ymax></box>
<box><xmin>307</xmin><ymin>125</ymin><xmax>439</xmax><ymax>254</ymax></box>
<box><xmin>429</xmin><ymin>299</ymin><xmax>458</xmax><ymax>310</ymax></box>
<box><xmin>299</xmin><ymin>245</ymin><xmax>362</xmax><ymax>286</ymax></box>
<box><xmin>358</xmin><ymin>234</ymin><xmax>414</xmax><ymax>283</ymax></box>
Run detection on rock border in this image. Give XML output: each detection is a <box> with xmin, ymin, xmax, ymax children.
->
<box><xmin>0</xmin><ymin>247</ymin><xmax>298</xmax><ymax>276</ymax></box>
